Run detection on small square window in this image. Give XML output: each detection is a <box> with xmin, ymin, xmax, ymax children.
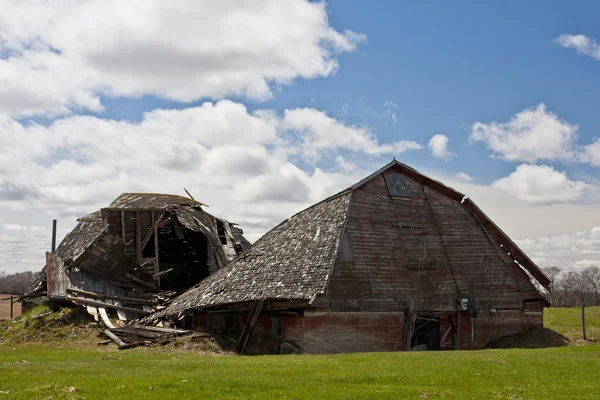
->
<box><xmin>383</xmin><ymin>170</ymin><xmax>410</xmax><ymax>197</ymax></box>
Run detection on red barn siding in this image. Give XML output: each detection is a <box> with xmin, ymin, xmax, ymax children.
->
<box><xmin>284</xmin><ymin>312</ymin><xmax>403</xmax><ymax>354</ymax></box>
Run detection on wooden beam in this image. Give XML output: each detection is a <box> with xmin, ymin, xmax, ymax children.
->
<box><xmin>120</xmin><ymin>210</ymin><xmax>126</xmax><ymax>241</ymax></box>
<box><xmin>104</xmin><ymin>329</ymin><xmax>138</xmax><ymax>350</ymax></box>
<box><xmin>141</xmin><ymin>210</ymin><xmax>164</xmax><ymax>251</ymax></box>
<box><xmin>66</xmin><ymin>288</ymin><xmax>155</xmax><ymax>305</ymax></box>
<box><xmin>153</xmin><ymin>268</ymin><xmax>173</xmax><ymax>278</ymax></box>
<box><xmin>67</xmin><ymin>295</ymin><xmax>151</xmax><ymax>315</ymax></box>
<box><xmin>236</xmin><ymin>299</ymin><xmax>265</xmax><ymax>354</ymax></box>
<box><xmin>135</xmin><ymin>210</ymin><xmax>141</xmax><ymax>265</ymax></box>
<box><xmin>153</xmin><ymin>210</ymin><xmax>160</xmax><ymax>286</ymax></box>
<box><xmin>124</xmin><ymin>273</ymin><xmax>158</xmax><ymax>291</ymax></box>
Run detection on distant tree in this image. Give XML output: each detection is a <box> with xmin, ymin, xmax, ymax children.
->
<box><xmin>541</xmin><ymin>266</ymin><xmax>562</xmax><ymax>306</ymax></box>
<box><xmin>581</xmin><ymin>267</ymin><xmax>600</xmax><ymax>306</ymax></box>
<box><xmin>0</xmin><ymin>270</ymin><xmax>38</xmax><ymax>295</ymax></box>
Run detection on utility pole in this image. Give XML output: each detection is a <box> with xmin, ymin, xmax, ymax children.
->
<box><xmin>51</xmin><ymin>219</ymin><xmax>57</xmax><ymax>253</ymax></box>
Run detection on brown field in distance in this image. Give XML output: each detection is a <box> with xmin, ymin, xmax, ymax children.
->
<box><xmin>0</xmin><ymin>294</ymin><xmax>21</xmax><ymax>319</ymax></box>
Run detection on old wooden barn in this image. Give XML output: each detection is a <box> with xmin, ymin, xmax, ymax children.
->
<box><xmin>25</xmin><ymin>193</ymin><xmax>250</xmax><ymax>323</ymax></box>
<box><xmin>148</xmin><ymin>161</ymin><xmax>550</xmax><ymax>354</ymax></box>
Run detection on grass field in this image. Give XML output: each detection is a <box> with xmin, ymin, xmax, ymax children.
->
<box><xmin>0</xmin><ymin>307</ymin><xmax>598</xmax><ymax>399</ymax></box>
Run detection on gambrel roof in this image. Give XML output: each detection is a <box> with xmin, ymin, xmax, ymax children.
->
<box><xmin>152</xmin><ymin>160</ymin><xmax>549</xmax><ymax>319</ymax></box>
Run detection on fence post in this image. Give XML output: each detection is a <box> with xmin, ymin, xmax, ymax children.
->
<box><xmin>10</xmin><ymin>295</ymin><xmax>14</xmax><ymax>320</ymax></box>
<box><xmin>582</xmin><ymin>303</ymin><xmax>587</xmax><ymax>340</ymax></box>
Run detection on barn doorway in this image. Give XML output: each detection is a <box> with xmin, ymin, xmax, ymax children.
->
<box><xmin>141</xmin><ymin>223</ymin><xmax>210</xmax><ymax>292</ymax></box>
<box><xmin>411</xmin><ymin>316</ymin><xmax>441</xmax><ymax>350</ymax></box>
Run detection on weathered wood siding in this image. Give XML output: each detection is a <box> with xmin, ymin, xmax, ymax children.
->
<box><xmin>284</xmin><ymin>311</ymin><xmax>403</xmax><ymax>354</ymax></box>
<box><xmin>194</xmin><ymin>310</ymin><xmax>403</xmax><ymax>354</ymax></box>
<box><xmin>325</xmin><ymin>165</ymin><xmax>544</xmax><ymax>314</ymax></box>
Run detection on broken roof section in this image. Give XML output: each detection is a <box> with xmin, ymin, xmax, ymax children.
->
<box><xmin>150</xmin><ymin>191</ymin><xmax>351</xmax><ymax>319</ymax></box>
<box><xmin>26</xmin><ymin>192</ymin><xmax>250</xmax><ymax>322</ymax></box>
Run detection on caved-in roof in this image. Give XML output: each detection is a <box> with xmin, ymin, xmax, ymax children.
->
<box><xmin>151</xmin><ymin>191</ymin><xmax>352</xmax><ymax>318</ymax></box>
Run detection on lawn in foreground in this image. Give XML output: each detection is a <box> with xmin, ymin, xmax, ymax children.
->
<box><xmin>0</xmin><ymin>344</ymin><xmax>599</xmax><ymax>399</ymax></box>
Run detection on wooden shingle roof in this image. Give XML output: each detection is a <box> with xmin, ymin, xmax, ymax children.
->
<box><xmin>152</xmin><ymin>190</ymin><xmax>352</xmax><ymax>317</ymax></box>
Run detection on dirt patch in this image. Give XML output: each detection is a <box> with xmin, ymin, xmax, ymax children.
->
<box><xmin>485</xmin><ymin>327</ymin><xmax>570</xmax><ymax>349</ymax></box>
<box><xmin>0</xmin><ymin>294</ymin><xmax>21</xmax><ymax>320</ymax></box>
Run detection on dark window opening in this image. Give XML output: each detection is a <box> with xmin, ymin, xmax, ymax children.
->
<box><xmin>411</xmin><ymin>317</ymin><xmax>441</xmax><ymax>350</ymax></box>
<box><xmin>383</xmin><ymin>170</ymin><xmax>411</xmax><ymax>198</ymax></box>
<box><xmin>141</xmin><ymin>223</ymin><xmax>209</xmax><ymax>292</ymax></box>
<box><xmin>271</xmin><ymin>316</ymin><xmax>283</xmax><ymax>338</ymax></box>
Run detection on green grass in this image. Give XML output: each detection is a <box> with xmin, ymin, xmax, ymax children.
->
<box><xmin>545</xmin><ymin>306</ymin><xmax>600</xmax><ymax>342</ymax></box>
<box><xmin>0</xmin><ymin>307</ymin><xmax>598</xmax><ymax>399</ymax></box>
<box><xmin>0</xmin><ymin>345</ymin><xmax>599</xmax><ymax>399</ymax></box>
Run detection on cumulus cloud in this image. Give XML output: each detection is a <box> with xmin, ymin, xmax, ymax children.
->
<box><xmin>283</xmin><ymin>108</ymin><xmax>421</xmax><ymax>160</ymax></box>
<box><xmin>470</xmin><ymin>104</ymin><xmax>578</xmax><ymax>163</ymax></box>
<box><xmin>0</xmin><ymin>223</ymin><xmax>54</xmax><ymax>273</ymax></box>
<box><xmin>428</xmin><ymin>134</ymin><xmax>453</xmax><ymax>160</ymax></box>
<box><xmin>0</xmin><ymin>0</ymin><xmax>365</xmax><ymax>117</ymax></box>
<box><xmin>0</xmin><ymin>100</ymin><xmax>424</xmax><ymax>272</ymax></box>
<box><xmin>554</xmin><ymin>34</ymin><xmax>600</xmax><ymax>60</ymax></box>
<box><xmin>580</xmin><ymin>138</ymin><xmax>600</xmax><ymax>166</ymax></box>
<box><xmin>517</xmin><ymin>226</ymin><xmax>600</xmax><ymax>270</ymax></box>
<box><xmin>492</xmin><ymin>164</ymin><xmax>591</xmax><ymax>204</ymax></box>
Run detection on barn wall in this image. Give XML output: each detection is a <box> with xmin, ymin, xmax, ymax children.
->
<box><xmin>194</xmin><ymin>310</ymin><xmax>404</xmax><ymax>354</ymax></box>
<box><xmin>290</xmin><ymin>311</ymin><xmax>404</xmax><ymax>354</ymax></box>
<box><xmin>458</xmin><ymin>309</ymin><xmax>543</xmax><ymax>349</ymax></box>
<box><xmin>325</xmin><ymin>165</ymin><xmax>544</xmax><ymax>315</ymax></box>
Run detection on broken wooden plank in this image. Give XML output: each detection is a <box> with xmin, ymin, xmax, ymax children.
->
<box><xmin>66</xmin><ymin>288</ymin><xmax>155</xmax><ymax>305</ymax></box>
<box><xmin>98</xmin><ymin>307</ymin><xmax>115</xmax><ymax>329</ymax></box>
<box><xmin>152</xmin><ymin>268</ymin><xmax>174</xmax><ymax>278</ymax></box>
<box><xmin>236</xmin><ymin>299</ymin><xmax>264</xmax><ymax>354</ymax></box>
<box><xmin>86</xmin><ymin>305</ymin><xmax>99</xmax><ymax>321</ymax></box>
<box><xmin>107</xmin><ymin>299</ymin><xmax>128</xmax><ymax>321</ymax></box>
<box><xmin>104</xmin><ymin>329</ymin><xmax>138</xmax><ymax>350</ymax></box>
<box><xmin>67</xmin><ymin>295</ymin><xmax>151</xmax><ymax>315</ymax></box>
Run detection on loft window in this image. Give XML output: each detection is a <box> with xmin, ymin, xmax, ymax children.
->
<box><xmin>383</xmin><ymin>170</ymin><xmax>410</xmax><ymax>198</ymax></box>
<box><xmin>271</xmin><ymin>316</ymin><xmax>283</xmax><ymax>338</ymax></box>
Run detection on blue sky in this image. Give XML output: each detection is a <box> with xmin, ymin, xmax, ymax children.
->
<box><xmin>1</xmin><ymin>0</ymin><xmax>600</xmax><ymax>273</ymax></box>
<box><xmin>90</xmin><ymin>0</ymin><xmax>600</xmax><ymax>183</ymax></box>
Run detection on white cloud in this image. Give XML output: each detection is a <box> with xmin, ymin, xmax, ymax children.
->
<box><xmin>282</xmin><ymin>108</ymin><xmax>421</xmax><ymax>161</ymax></box>
<box><xmin>428</xmin><ymin>134</ymin><xmax>453</xmax><ymax>160</ymax></box>
<box><xmin>0</xmin><ymin>0</ymin><xmax>365</xmax><ymax>117</ymax></box>
<box><xmin>580</xmin><ymin>138</ymin><xmax>600</xmax><ymax>166</ymax></box>
<box><xmin>0</xmin><ymin>101</ymin><xmax>422</xmax><ymax>272</ymax></box>
<box><xmin>470</xmin><ymin>104</ymin><xmax>578</xmax><ymax>162</ymax></box>
<box><xmin>492</xmin><ymin>164</ymin><xmax>591</xmax><ymax>204</ymax></box>
<box><xmin>0</xmin><ymin>223</ymin><xmax>53</xmax><ymax>274</ymax></box>
<box><xmin>454</xmin><ymin>172</ymin><xmax>473</xmax><ymax>182</ymax></box>
<box><xmin>554</xmin><ymin>34</ymin><xmax>600</xmax><ymax>60</ymax></box>
<box><xmin>516</xmin><ymin>226</ymin><xmax>600</xmax><ymax>271</ymax></box>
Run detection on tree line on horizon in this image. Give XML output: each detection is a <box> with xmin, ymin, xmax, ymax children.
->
<box><xmin>541</xmin><ymin>266</ymin><xmax>600</xmax><ymax>307</ymax></box>
<box><xmin>0</xmin><ymin>270</ymin><xmax>38</xmax><ymax>295</ymax></box>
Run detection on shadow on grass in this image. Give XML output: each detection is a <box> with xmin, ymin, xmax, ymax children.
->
<box><xmin>485</xmin><ymin>327</ymin><xmax>570</xmax><ymax>349</ymax></box>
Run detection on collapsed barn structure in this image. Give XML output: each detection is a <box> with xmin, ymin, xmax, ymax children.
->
<box><xmin>147</xmin><ymin>160</ymin><xmax>550</xmax><ymax>354</ymax></box>
<box><xmin>24</xmin><ymin>193</ymin><xmax>250</xmax><ymax>327</ymax></box>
